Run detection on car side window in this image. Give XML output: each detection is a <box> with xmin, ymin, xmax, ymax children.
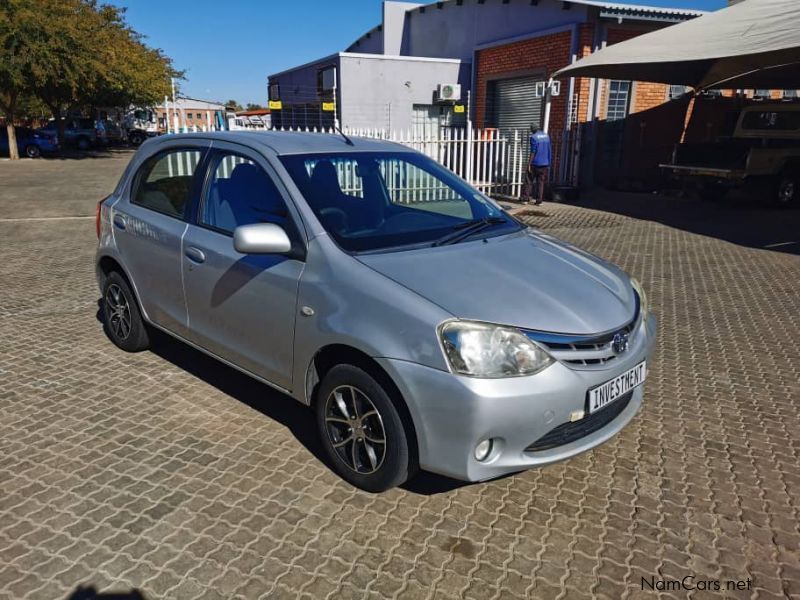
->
<box><xmin>200</xmin><ymin>153</ymin><xmax>290</xmax><ymax>234</ymax></box>
<box><xmin>133</xmin><ymin>149</ymin><xmax>203</xmax><ymax>218</ymax></box>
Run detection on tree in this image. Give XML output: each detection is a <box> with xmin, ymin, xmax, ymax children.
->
<box><xmin>246</xmin><ymin>103</ymin><xmax>266</xmax><ymax>111</ymax></box>
<box><xmin>0</xmin><ymin>0</ymin><xmax>77</xmax><ymax>159</ymax></box>
<box><xmin>225</xmin><ymin>99</ymin><xmax>243</xmax><ymax>112</ymax></box>
<box><xmin>0</xmin><ymin>0</ymin><xmax>180</xmax><ymax>159</ymax></box>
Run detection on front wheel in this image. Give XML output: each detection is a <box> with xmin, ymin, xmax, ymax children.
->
<box><xmin>128</xmin><ymin>132</ymin><xmax>145</xmax><ymax>146</ymax></box>
<box><xmin>76</xmin><ymin>136</ymin><xmax>90</xmax><ymax>151</ymax></box>
<box><xmin>102</xmin><ymin>271</ymin><xmax>150</xmax><ymax>352</ymax></box>
<box><xmin>315</xmin><ymin>365</ymin><xmax>416</xmax><ymax>492</ymax></box>
<box><xmin>24</xmin><ymin>144</ymin><xmax>41</xmax><ymax>158</ymax></box>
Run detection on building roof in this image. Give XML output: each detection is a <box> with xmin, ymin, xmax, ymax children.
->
<box><xmin>567</xmin><ymin>0</ymin><xmax>706</xmax><ymax>19</ymax></box>
<box><xmin>147</xmin><ymin>131</ymin><xmax>413</xmax><ymax>155</ymax></box>
<box><xmin>344</xmin><ymin>0</ymin><xmax>704</xmax><ymax>54</ymax></box>
<box><xmin>155</xmin><ymin>97</ymin><xmax>226</xmax><ymax>110</ymax></box>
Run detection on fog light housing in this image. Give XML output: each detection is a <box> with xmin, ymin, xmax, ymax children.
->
<box><xmin>474</xmin><ymin>439</ymin><xmax>493</xmax><ymax>462</ymax></box>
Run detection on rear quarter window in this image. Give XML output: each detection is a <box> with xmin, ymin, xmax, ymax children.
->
<box><xmin>132</xmin><ymin>149</ymin><xmax>204</xmax><ymax>218</ymax></box>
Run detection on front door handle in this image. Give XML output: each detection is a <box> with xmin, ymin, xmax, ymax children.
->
<box><xmin>184</xmin><ymin>246</ymin><xmax>206</xmax><ymax>263</ymax></box>
<box><xmin>113</xmin><ymin>214</ymin><xmax>126</xmax><ymax>230</ymax></box>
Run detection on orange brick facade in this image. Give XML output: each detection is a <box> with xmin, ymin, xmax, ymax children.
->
<box><xmin>475</xmin><ymin>25</ymin><xmax>672</xmax><ymax>136</ymax></box>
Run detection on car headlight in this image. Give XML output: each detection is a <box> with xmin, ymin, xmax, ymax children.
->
<box><xmin>630</xmin><ymin>277</ymin><xmax>649</xmax><ymax>319</ymax></box>
<box><xmin>439</xmin><ymin>321</ymin><xmax>553</xmax><ymax>378</ymax></box>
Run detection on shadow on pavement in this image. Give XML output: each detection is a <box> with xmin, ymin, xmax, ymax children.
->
<box><xmin>134</xmin><ymin>325</ymin><xmax>467</xmax><ymax>496</ymax></box>
<box><xmin>49</xmin><ymin>147</ymin><xmax>136</xmax><ymax>160</ymax></box>
<box><xmin>66</xmin><ymin>586</ymin><xmax>145</xmax><ymax>599</ymax></box>
<box><xmin>565</xmin><ymin>189</ymin><xmax>800</xmax><ymax>255</ymax></box>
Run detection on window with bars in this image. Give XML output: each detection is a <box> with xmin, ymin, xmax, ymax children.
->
<box><xmin>783</xmin><ymin>89</ymin><xmax>798</xmax><ymax>99</ymax></box>
<box><xmin>668</xmin><ymin>85</ymin><xmax>689</xmax><ymax>100</ymax></box>
<box><xmin>606</xmin><ymin>81</ymin><xmax>631</xmax><ymax>121</ymax></box>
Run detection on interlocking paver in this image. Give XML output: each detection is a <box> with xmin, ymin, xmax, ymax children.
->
<box><xmin>1</xmin><ymin>153</ymin><xmax>799</xmax><ymax>599</ymax></box>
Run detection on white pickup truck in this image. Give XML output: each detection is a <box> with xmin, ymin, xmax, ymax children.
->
<box><xmin>661</xmin><ymin>104</ymin><xmax>799</xmax><ymax>206</ymax></box>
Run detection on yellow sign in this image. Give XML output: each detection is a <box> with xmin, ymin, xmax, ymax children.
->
<box><xmin>453</xmin><ymin>104</ymin><xmax>465</xmax><ymax>113</ymax></box>
<box><xmin>322</xmin><ymin>102</ymin><xmax>335</xmax><ymax>112</ymax></box>
<box><xmin>268</xmin><ymin>100</ymin><xmax>282</xmax><ymax>110</ymax></box>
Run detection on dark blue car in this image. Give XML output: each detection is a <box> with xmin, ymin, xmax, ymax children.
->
<box><xmin>0</xmin><ymin>126</ymin><xmax>59</xmax><ymax>158</ymax></box>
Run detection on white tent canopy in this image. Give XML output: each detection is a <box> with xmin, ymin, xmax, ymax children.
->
<box><xmin>554</xmin><ymin>0</ymin><xmax>800</xmax><ymax>90</ymax></box>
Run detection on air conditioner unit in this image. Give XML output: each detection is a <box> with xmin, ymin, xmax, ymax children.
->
<box><xmin>437</xmin><ymin>83</ymin><xmax>461</xmax><ymax>102</ymax></box>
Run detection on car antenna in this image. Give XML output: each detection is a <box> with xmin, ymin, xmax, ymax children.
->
<box><xmin>334</xmin><ymin>125</ymin><xmax>354</xmax><ymax>146</ymax></box>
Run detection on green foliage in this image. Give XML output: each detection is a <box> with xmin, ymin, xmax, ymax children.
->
<box><xmin>226</xmin><ymin>99</ymin><xmax>244</xmax><ymax>112</ymax></box>
<box><xmin>245</xmin><ymin>103</ymin><xmax>266</xmax><ymax>111</ymax></box>
<box><xmin>0</xmin><ymin>0</ymin><xmax>182</xmax><ymax>158</ymax></box>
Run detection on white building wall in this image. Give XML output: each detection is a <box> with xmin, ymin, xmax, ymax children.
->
<box><xmin>339</xmin><ymin>54</ymin><xmax>469</xmax><ymax>130</ymax></box>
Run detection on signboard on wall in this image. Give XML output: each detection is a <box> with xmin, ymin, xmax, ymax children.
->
<box><xmin>322</xmin><ymin>102</ymin><xmax>335</xmax><ymax>112</ymax></box>
<box><xmin>268</xmin><ymin>100</ymin><xmax>282</xmax><ymax>110</ymax></box>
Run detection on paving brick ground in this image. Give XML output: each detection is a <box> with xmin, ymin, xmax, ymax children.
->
<box><xmin>1</xmin><ymin>152</ymin><xmax>799</xmax><ymax>600</ymax></box>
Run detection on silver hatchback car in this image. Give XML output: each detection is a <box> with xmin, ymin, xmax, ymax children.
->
<box><xmin>96</xmin><ymin>132</ymin><xmax>656</xmax><ymax>492</ymax></box>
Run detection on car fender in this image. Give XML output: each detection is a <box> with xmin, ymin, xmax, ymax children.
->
<box><xmin>291</xmin><ymin>235</ymin><xmax>453</xmax><ymax>404</ymax></box>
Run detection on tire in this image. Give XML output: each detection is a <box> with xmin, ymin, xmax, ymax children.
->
<box><xmin>315</xmin><ymin>364</ymin><xmax>416</xmax><ymax>492</ymax></box>
<box><xmin>102</xmin><ymin>271</ymin><xmax>149</xmax><ymax>352</ymax></box>
<box><xmin>76</xmin><ymin>136</ymin><xmax>90</xmax><ymax>151</ymax></box>
<box><xmin>773</xmin><ymin>172</ymin><xmax>798</xmax><ymax>207</ymax></box>
<box><xmin>24</xmin><ymin>144</ymin><xmax>41</xmax><ymax>159</ymax></box>
<box><xmin>128</xmin><ymin>132</ymin><xmax>144</xmax><ymax>146</ymax></box>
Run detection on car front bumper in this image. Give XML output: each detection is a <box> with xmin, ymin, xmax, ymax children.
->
<box><xmin>378</xmin><ymin>313</ymin><xmax>657</xmax><ymax>482</ymax></box>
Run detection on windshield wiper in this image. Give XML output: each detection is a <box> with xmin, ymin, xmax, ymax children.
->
<box><xmin>432</xmin><ymin>216</ymin><xmax>507</xmax><ymax>247</ymax></box>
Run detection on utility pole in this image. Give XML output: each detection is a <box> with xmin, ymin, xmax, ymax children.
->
<box><xmin>466</xmin><ymin>89</ymin><xmax>474</xmax><ymax>185</ymax></box>
<box><xmin>332</xmin><ymin>67</ymin><xmax>340</xmax><ymax>131</ymax></box>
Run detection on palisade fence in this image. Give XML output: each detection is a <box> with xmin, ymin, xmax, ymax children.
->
<box><xmin>274</xmin><ymin>126</ymin><xmax>573</xmax><ymax>200</ymax></box>
<box><xmin>162</xmin><ymin>126</ymin><xmax>578</xmax><ymax>201</ymax></box>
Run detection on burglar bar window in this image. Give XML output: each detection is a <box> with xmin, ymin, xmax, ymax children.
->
<box><xmin>783</xmin><ymin>89</ymin><xmax>798</xmax><ymax>100</ymax></box>
<box><xmin>606</xmin><ymin>81</ymin><xmax>631</xmax><ymax>121</ymax></box>
<box><xmin>754</xmin><ymin>89</ymin><xmax>771</xmax><ymax>100</ymax></box>
<box><xmin>668</xmin><ymin>85</ymin><xmax>689</xmax><ymax>100</ymax></box>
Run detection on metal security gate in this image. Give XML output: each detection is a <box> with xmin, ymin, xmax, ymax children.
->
<box><xmin>486</xmin><ymin>76</ymin><xmax>544</xmax><ymax>134</ymax></box>
<box><xmin>485</xmin><ymin>76</ymin><xmax>545</xmax><ymax>192</ymax></box>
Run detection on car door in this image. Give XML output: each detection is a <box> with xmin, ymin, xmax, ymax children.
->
<box><xmin>112</xmin><ymin>144</ymin><xmax>208</xmax><ymax>337</ymax></box>
<box><xmin>182</xmin><ymin>144</ymin><xmax>305</xmax><ymax>390</ymax></box>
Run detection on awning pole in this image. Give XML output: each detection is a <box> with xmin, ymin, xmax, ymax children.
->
<box><xmin>543</xmin><ymin>78</ymin><xmax>553</xmax><ymax>133</ymax></box>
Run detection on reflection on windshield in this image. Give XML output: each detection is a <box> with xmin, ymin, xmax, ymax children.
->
<box><xmin>280</xmin><ymin>152</ymin><xmax>521</xmax><ymax>252</ymax></box>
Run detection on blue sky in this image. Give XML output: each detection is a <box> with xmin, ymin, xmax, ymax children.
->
<box><xmin>113</xmin><ymin>0</ymin><xmax>724</xmax><ymax>106</ymax></box>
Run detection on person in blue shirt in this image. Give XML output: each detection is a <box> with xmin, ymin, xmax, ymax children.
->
<box><xmin>522</xmin><ymin>126</ymin><xmax>552</xmax><ymax>205</ymax></box>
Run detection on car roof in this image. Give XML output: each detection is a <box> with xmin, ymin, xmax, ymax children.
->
<box><xmin>147</xmin><ymin>130</ymin><xmax>414</xmax><ymax>156</ymax></box>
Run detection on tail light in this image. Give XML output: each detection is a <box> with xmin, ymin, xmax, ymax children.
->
<box><xmin>96</xmin><ymin>196</ymin><xmax>109</xmax><ymax>238</ymax></box>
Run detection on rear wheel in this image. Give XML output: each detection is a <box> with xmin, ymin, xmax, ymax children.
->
<box><xmin>128</xmin><ymin>131</ymin><xmax>145</xmax><ymax>146</ymax></box>
<box><xmin>76</xmin><ymin>136</ymin><xmax>90</xmax><ymax>151</ymax></box>
<box><xmin>315</xmin><ymin>365</ymin><xmax>415</xmax><ymax>492</ymax></box>
<box><xmin>102</xmin><ymin>271</ymin><xmax>149</xmax><ymax>352</ymax></box>
<box><xmin>773</xmin><ymin>172</ymin><xmax>798</xmax><ymax>207</ymax></box>
<box><xmin>24</xmin><ymin>144</ymin><xmax>41</xmax><ymax>158</ymax></box>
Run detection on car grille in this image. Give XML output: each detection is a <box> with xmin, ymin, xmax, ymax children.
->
<box><xmin>524</xmin><ymin>391</ymin><xmax>633</xmax><ymax>453</ymax></box>
<box><xmin>523</xmin><ymin>293</ymin><xmax>641</xmax><ymax>367</ymax></box>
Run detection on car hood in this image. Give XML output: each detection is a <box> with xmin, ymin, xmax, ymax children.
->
<box><xmin>355</xmin><ymin>229</ymin><xmax>635</xmax><ymax>334</ymax></box>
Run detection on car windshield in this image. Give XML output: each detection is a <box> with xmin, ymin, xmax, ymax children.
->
<box><xmin>280</xmin><ymin>151</ymin><xmax>521</xmax><ymax>252</ymax></box>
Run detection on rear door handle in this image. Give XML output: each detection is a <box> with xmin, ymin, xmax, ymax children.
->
<box><xmin>113</xmin><ymin>214</ymin><xmax>126</xmax><ymax>230</ymax></box>
<box><xmin>184</xmin><ymin>246</ymin><xmax>206</xmax><ymax>263</ymax></box>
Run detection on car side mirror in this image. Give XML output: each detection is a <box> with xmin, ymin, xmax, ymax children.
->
<box><xmin>233</xmin><ymin>223</ymin><xmax>292</xmax><ymax>255</ymax></box>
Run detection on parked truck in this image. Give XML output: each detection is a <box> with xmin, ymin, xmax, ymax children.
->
<box><xmin>122</xmin><ymin>108</ymin><xmax>160</xmax><ymax>145</ymax></box>
<box><xmin>661</xmin><ymin>104</ymin><xmax>800</xmax><ymax>206</ymax></box>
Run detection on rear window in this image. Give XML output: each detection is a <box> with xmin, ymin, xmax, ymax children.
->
<box><xmin>132</xmin><ymin>149</ymin><xmax>204</xmax><ymax>218</ymax></box>
<box><xmin>741</xmin><ymin>110</ymin><xmax>800</xmax><ymax>132</ymax></box>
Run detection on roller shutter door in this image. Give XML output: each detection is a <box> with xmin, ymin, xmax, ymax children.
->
<box><xmin>486</xmin><ymin>76</ymin><xmax>544</xmax><ymax>134</ymax></box>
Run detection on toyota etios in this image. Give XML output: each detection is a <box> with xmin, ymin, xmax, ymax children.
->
<box><xmin>96</xmin><ymin>132</ymin><xmax>656</xmax><ymax>492</ymax></box>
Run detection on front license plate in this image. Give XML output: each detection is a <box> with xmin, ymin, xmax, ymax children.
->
<box><xmin>588</xmin><ymin>361</ymin><xmax>646</xmax><ymax>414</ymax></box>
